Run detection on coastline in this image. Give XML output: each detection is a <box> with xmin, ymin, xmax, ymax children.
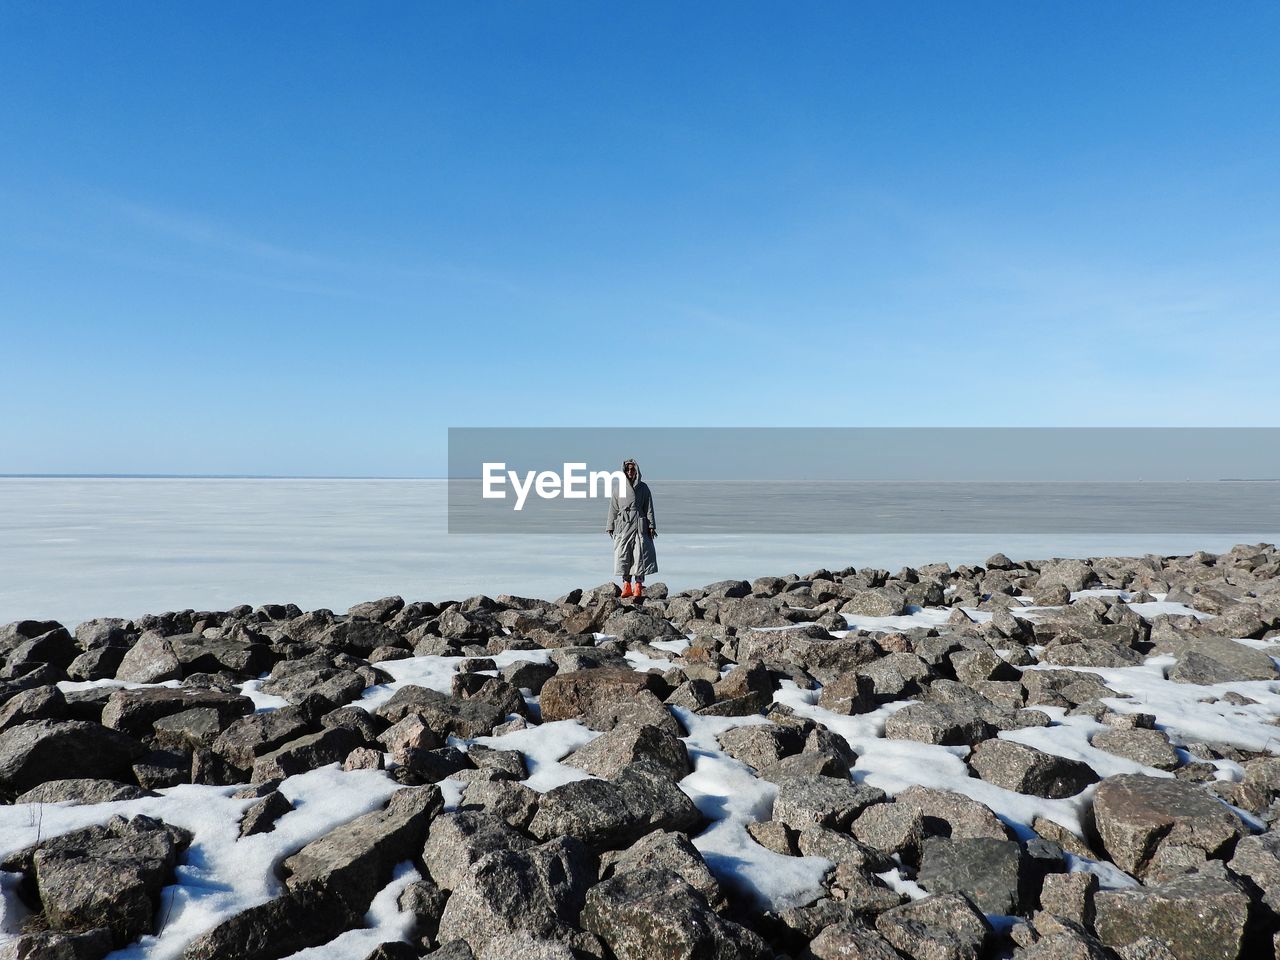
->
<box><xmin>2</xmin><ymin>544</ymin><xmax>1279</xmax><ymax>958</ymax></box>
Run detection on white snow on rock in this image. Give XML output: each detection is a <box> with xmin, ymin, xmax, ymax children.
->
<box><xmin>358</xmin><ymin>649</ymin><xmax>552</xmax><ymax>711</ymax></box>
<box><xmin>650</xmin><ymin>637</ymin><xmax>691</xmax><ymax>655</ymax></box>
<box><xmin>0</xmin><ymin>765</ymin><xmax>403</xmax><ymax>960</ymax></box>
<box><xmin>773</xmin><ymin>683</ymin><xmax>1093</xmax><ymax>839</ymax></box>
<box><xmin>279</xmin><ymin>861</ymin><xmax>421</xmax><ymax>960</ymax></box>
<box><xmin>239</xmin><ymin>677</ymin><xmax>291</xmax><ymax>712</ymax></box>
<box><xmin>673</xmin><ymin>707</ymin><xmax>832</xmax><ymax>912</ymax></box>
<box><xmin>840</xmin><ymin>605</ymin><xmax>992</xmax><ymax>633</ymax></box>
<box><xmin>1024</xmin><ymin>656</ymin><xmax>1280</xmax><ymax>754</ymax></box>
<box><xmin>623</xmin><ymin>649</ymin><xmax>677</xmax><ymax>672</ymax></box>
<box><xmin>8</xmin><ymin>586</ymin><xmax>1279</xmax><ymax>953</ymax></box>
<box><xmin>472</xmin><ymin>718</ymin><xmax>601</xmax><ymax>792</ymax></box>
<box><xmin>57</xmin><ymin>678</ymin><xmax>182</xmax><ymax>695</ymax></box>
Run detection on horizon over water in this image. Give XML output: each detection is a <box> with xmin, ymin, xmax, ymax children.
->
<box><xmin>1</xmin><ymin>477</ymin><xmax>1276</xmax><ymax>627</ymax></box>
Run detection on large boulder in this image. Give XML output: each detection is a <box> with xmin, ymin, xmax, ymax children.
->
<box><xmin>1094</xmin><ymin>875</ymin><xmax>1250</xmax><ymax>960</ymax></box>
<box><xmin>169</xmin><ymin>634</ymin><xmax>273</xmax><ymax>677</ymax></box>
<box><xmin>807</xmin><ymin>922</ymin><xmax>900</xmax><ymax>960</ymax></box>
<box><xmin>561</xmin><ymin>723</ymin><xmax>689</xmax><ymax>783</ymax></box>
<box><xmin>74</xmin><ymin>617</ymin><xmax>135</xmax><ymax>649</ymax></box>
<box><xmin>851</xmin><ymin>802</ymin><xmax>926</xmax><ymax>862</ymax></box>
<box><xmin>259</xmin><ymin>665</ymin><xmax>367</xmax><ymax>711</ymax></box>
<box><xmin>181</xmin><ymin>889</ymin><xmax>354</xmax><ymax>960</ymax></box>
<box><xmin>580</xmin><ymin>867</ymin><xmax>769</xmax><ymax>960</ymax></box>
<box><xmin>771</xmin><ymin>775</ymin><xmax>885</xmax><ymax>832</ymax></box>
<box><xmin>538</xmin><ymin>669</ymin><xmax>667</xmax><ymax>724</ymax></box>
<box><xmin>874</xmin><ymin>892</ymin><xmax>990</xmax><ymax>960</ymax></box>
<box><xmin>714</xmin><ymin>598</ymin><xmax>795</xmax><ymax>630</ymax></box>
<box><xmin>212</xmin><ymin>706</ymin><xmax>314</xmax><ymax>770</ymax></box>
<box><xmin>114</xmin><ymin>634</ymin><xmax>183</xmax><ymax>683</ymax></box>
<box><xmin>0</xmin><ymin>619</ymin><xmax>65</xmax><ymax>650</ymax></box>
<box><xmin>841</xmin><ymin>589</ymin><xmax>906</xmax><ymax>618</ymax></box>
<box><xmin>16</xmin><ymin>778</ymin><xmax>154</xmax><ymax>805</ymax></box>
<box><xmin>1091</xmin><ymin>775</ymin><xmax>1247</xmax><ymax>880</ymax></box>
<box><xmin>715</xmin><ymin>724</ymin><xmax>804</xmax><ymax>772</ymax></box>
<box><xmin>1228</xmin><ymin>829</ymin><xmax>1280</xmax><ymax>916</ymax></box>
<box><xmin>603</xmin><ymin>830</ymin><xmax>726</xmax><ymax>912</ymax></box>
<box><xmin>282</xmin><ymin>786</ymin><xmax>442</xmax><ymax>910</ymax></box>
<box><xmin>423</xmin><ymin>811</ymin><xmax>534</xmax><ymax>891</ymax></box>
<box><xmin>373</xmin><ymin>685</ymin><xmax>507</xmax><ymax>738</ymax></box>
<box><xmin>0</xmin><ymin>928</ymin><xmax>115</xmax><ymax>959</ymax></box>
<box><xmin>3</xmin><ymin>626</ymin><xmax>79</xmax><ymax>674</ymax></box>
<box><xmin>1035</xmin><ymin>559</ymin><xmax>1099</xmax><ymax>593</ymax></box>
<box><xmin>66</xmin><ymin>645</ymin><xmax>128</xmax><ymax>682</ymax></box>
<box><xmin>894</xmin><ymin>785</ymin><xmax>1010</xmax><ymax>840</ymax></box>
<box><xmin>347</xmin><ymin>595</ymin><xmax>406</xmax><ymax>622</ymax></box>
<box><xmin>735</xmin><ymin>627</ymin><xmax>879</xmax><ymax>683</ymax></box>
<box><xmin>601</xmin><ymin>609</ymin><xmax>682</xmax><ymax>645</ymax></box>
<box><xmin>528</xmin><ymin>764</ymin><xmax>704</xmax><ymax>849</ymax></box>
<box><xmin>99</xmin><ymin>688</ymin><xmax>254</xmax><ymax>738</ymax></box>
<box><xmin>1091</xmin><ymin>728</ymin><xmax>1181</xmax><ymax>771</ymax></box>
<box><xmin>251</xmin><ymin>727</ymin><xmax>364</xmax><ymax>782</ymax></box>
<box><xmin>1166</xmin><ymin>638</ymin><xmax>1279</xmax><ymax>684</ymax></box>
<box><xmin>460</xmin><ymin>778</ymin><xmax>541</xmax><ymax>832</ymax></box>
<box><xmin>14</xmin><ymin>814</ymin><xmax>189</xmax><ymax>949</ymax></box>
<box><xmin>916</xmin><ymin>837</ymin><xmax>1030</xmax><ymax>915</ymax></box>
<box><xmin>817</xmin><ymin>672</ymin><xmax>878</xmax><ymax>714</ymax></box>
<box><xmin>434</xmin><ymin>837</ymin><xmax>596</xmax><ymax>955</ymax></box>
<box><xmin>0</xmin><ymin>720</ymin><xmax>144</xmax><ymax>797</ymax></box>
<box><xmin>969</xmin><ymin>739</ymin><xmax>1098</xmax><ymax>798</ymax></box>
<box><xmin>239</xmin><ymin>790</ymin><xmax>295</xmax><ymax>838</ymax></box>
<box><xmin>883</xmin><ymin>702</ymin><xmax>995</xmax><ymax>747</ymax></box>
<box><xmin>0</xmin><ymin>684</ymin><xmax>67</xmax><ymax>733</ymax></box>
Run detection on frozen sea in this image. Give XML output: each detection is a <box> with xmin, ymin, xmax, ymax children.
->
<box><xmin>1</xmin><ymin>477</ymin><xmax>1277</xmax><ymax>626</ymax></box>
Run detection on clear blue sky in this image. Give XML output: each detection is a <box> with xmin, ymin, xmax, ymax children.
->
<box><xmin>2</xmin><ymin>2</ymin><xmax>1277</xmax><ymax>476</ymax></box>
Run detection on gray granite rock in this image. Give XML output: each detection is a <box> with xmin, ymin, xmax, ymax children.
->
<box><xmin>1091</xmin><ymin>775</ymin><xmax>1246</xmax><ymax>880</ymax></box>
<box><xmin>580</xmin><ymin>867</ymin><xmax>769</xmax><ymax>960</ymax></box>
<box><xmin>917</xmin><ymin>836</ymin><xmax>1029</xmax><ymax>916</ymax></box>
<box><xmin>875</xmin><ymin>892</ymin><xmax>990</xmax><ymax>960</ymax></box>
<box><xmin>15</xmin><ymin>778</ymin><xmax>154</xmax><ymax>805</ymax></box>
<box><xmin>251</xmin><ymin>727</ymin><xmax>363</xmax><ymax>782</ymax></box>
<box><xmin>282</xmin><ymin>786</ymin><xmax>442</xmax><ymax>910</ymax></box>
<box><xmin>435</xmin><ymin>837</ymin><xmax>595</xmax><ymax>955</ymax></box>
<box><xmin>27</xmin><ymin>814</ymin><xmax>189</xmax><ymax>948</ymax></box>
<box><xmin>1091</xmin><ymin>728</ymin><xmax>1180</xmax><ymax>771</ymax></box>
<box><xmin>0</xmin><ymin>720</ymin><xmax>144</xmax><ymax>797</ymax></box>
<box><xmin>771</xmin><ymin>774</ymin><xmax>886</xmax><ymax>832</ymax></box>
<box><xmin>894</xmin><ymin>785</ymin><xmax>1011</xmax><ymax>841</ymax></box>
<box><xmin>883</xmin><ymin>702</ymin><xmax>996</xmax><ymax>746</ymax></box>
<box><xmin>561</xmin><ymin>722</ymin><xmax>689</xmax><ymax>782</ymax></box>
<box><xmin>970</xmin><ymin>739</ymin><xmax>1099</xmax><ymax>799</ymax></box>
<box><xmin>1094</xmin><ymin>875</ymin><xmax>1249</xmax><ymax>960</ymax></box>
<box><xmin>603</xmin><ymin>830</ymin><xmax>726</xmax><ymax>912</ymax></box>
<box><xmin>239</xmin><ymin>790</ymin><xmax>294</xmax><ymax>837</ymax></box>
<box><xmin>851</xmin><ymin>802</ymin><xmax>926</xmax><ymax>862</ymax></box>
<box><xmin>423</xmin><ymin>811</ymin><xmax>534</xmax><ymax>891</ymax></box>
<box><xmin>528</xmin><ymin>763</ymin><xmax>703</xmax><ymax>849</ymax></box>
<box><xmin>808</xmin><ymin>921</ymin><xmax>901</xmax><ymax>960</ymax></box>
<box><xmin>114</xmin><ymin>634</ymin><xmax>182</xmax><ymax>683</ymax></box>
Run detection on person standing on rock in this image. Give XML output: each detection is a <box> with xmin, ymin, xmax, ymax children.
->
<box><xmin>607</xmin><ymin>458</ymin><xmax>657</xmax><ymax>598</ymax></box>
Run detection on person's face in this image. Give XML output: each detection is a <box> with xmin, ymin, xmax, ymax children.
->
<box><xmin>625</xmin><ymin>463</ymin><xmax>637</xmax><ymax>480</ymax></box>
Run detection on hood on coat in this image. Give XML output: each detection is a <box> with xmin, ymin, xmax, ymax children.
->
<box><xmin>622</xmin><ymin>458</ymin><xmax>642</xmax><ymax>485</ymax></box>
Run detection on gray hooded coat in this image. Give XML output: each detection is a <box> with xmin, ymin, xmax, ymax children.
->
<box><xmin>607</xmin><ymin>459</ymin><xmax>658</xmax><ymax>577</ymax></box>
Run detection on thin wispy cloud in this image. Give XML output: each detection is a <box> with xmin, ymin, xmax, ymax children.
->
<box><xmin>93</xmin><ymin>192</ymin><xmax>531</xmax><ymax>299</ymax></box>
<box><xmin>107</xmin><ymin>196</ymin><xmax>337</xmax><ymax>271</ymax></box>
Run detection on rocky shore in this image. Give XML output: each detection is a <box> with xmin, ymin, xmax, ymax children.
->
<box><xmin>3</xmin><ymin>545</ymin><xmax>1280</xmax><ymax>959</ymax></box>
